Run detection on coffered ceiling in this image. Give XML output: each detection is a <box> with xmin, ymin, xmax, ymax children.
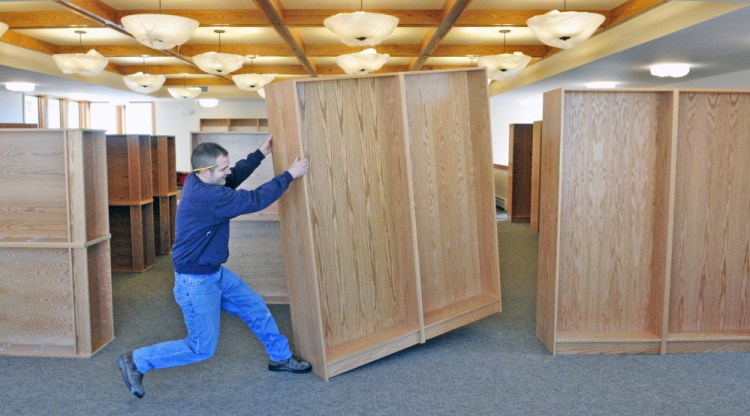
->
<box><xmin>0</xmin><ymin>1</ymin><xmax>748</xmax><ymax>100</ymax></box>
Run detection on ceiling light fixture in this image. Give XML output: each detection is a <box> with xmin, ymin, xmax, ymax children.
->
<box><xmin>52</xmin><ymin>30</ymin><xmax>109</xmax><ymax>76</ymax></box>
<box><xmin>123</xmin><ymin>55</ymin><xmax>166</xmax><ymax>94</ymax></box>
<box><xmin>5</xmin><ymin>82</ymin><xmax>35</xmax><ymax>93</ymax></box>
<box><xmin>0</xmin><ymin>21</ymin><xmax>8</xmax><ymax>37</ymax></box>
<box><xmin>121</xmin><ymin>0</ymin><xmax>198</xmax><ymax>50</ymax></box>
<box><xmin>324</xmin><ymin>0</ymin><xmax>399</xmax><ymax>47</ymax></box>
<box><xmin>527</xmin><ymin>0</ymin><xmax>605</xmax><ymax>50</ymax></box>
<box><xmin>477</xmin><ymin>30</ymin><xmax>531</xmax><ymax>81</ymax></box>
<box><xmin>232</xmin><ymin>55</ymin><xmax>275</xmax><ymax>91</ymax></box>
<box><xmin>335</xmin><ymin>48</ymin><xmax>389</xmax><ymax>75</ymax></box>
<box><xmin>649</xmin><ymin>63</ymin><xmax>690</xmax><ymax>78</ymax></box>
<box><xmin>193</xmin><ymin>29</ymin><xmax>245</xmax><ymax>75</ymax></box>
<box><xmin>168</xmin><ymin>74</ymin><xmax>201</xmax><ymax>99</ymax></box>
<box><xmin>198</xmin><ymin>98</ymin><xmax>219</xmax><ymax>108</ymax></box>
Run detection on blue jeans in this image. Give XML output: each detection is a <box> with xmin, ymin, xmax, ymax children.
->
<box><xmin>132</xmin><ymin>267</ymin><xmax>292</xmax><ymax>373</ymax></box>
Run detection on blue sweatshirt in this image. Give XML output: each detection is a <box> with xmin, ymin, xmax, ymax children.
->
<box><xmin>172</xmin><ymin>149</ymin><xmax>294</xmax><ymax>274</ymax></box>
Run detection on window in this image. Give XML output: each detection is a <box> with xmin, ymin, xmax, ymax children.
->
<box><xmin>90</xmin><ymin>102</ymin><xmax>117</xmax><ymax>134</ymax></box>
<box><xmin>67</xmin><ymin>101</ymin><xmax>80</xmax><ymax>128</ymax></box>
<box><xmin>24</xmin><ymin>95</ymin><xmax>39</xmax><ymax>125</ymax></box>
<box><xmin>125</xmin><ymin>102</ymin><xmax>154</xmax><ymax>134</ymax></box>
<box><xmin>47</xmin><ymin>98</ymin><xmax>61</xmax><ymax>128</ymax></box>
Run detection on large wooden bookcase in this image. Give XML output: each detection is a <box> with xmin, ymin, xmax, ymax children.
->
<box><xmin>106</xmin><ymin>134</ymin><xmax>155</xmax><ymax>272</ymax></box>
<box><xmin>0</xmin><ymin>128</ymin><xmax>113</xmax><ymax>357</ymax></box>
<box><xmin>150</xmin><ymin>135</ymin><xmax>177</xmax><ymax>254</ymax></box>
<box><xmin>266</xmin><ymin>68</ymin><xmax>501</xmax><ymax>379</ymax></box>
<box><xmin>529</xmin><ymin>120</ymin><xmax>543</xmax><ymax>233</ymax></box>
<box><xmin>191</xmin><ymin>131</ymin><xmax>287</xmax><ymax>302</ymax></box>
<box><xmin>537</xmin><ymin>89</ymin><xmax>750</xmax><ymax>355</ymax></box>
<box><xmin>507</xmin><ymin>123</ymin><xmax>534</xmax><ymax>223</ymax></box>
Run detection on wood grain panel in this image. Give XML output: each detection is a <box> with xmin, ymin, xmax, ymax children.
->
<box><xmin>109</xmin><ymin>204</ymin><xmax>155</xmax><ymax>272</ymax></box>
<box><xmin>537</xmin><ymin>89</ymin><xmax>563</xmax><ymax>353</ymax></box>
<box><xmin>508</xmin><ymin>123</ymin><xmax>534</xmax><ymax>222</ymax></box>
<box><xmin>669</xmin><ymin>91</ymin><xmax>750</xmax><ymax>334</ymax></box>
<box><xmin>404</xmin><ymin>71</ymin><xmax>489</xmax><ymax>321</ymax></box>
<box><xmin>82</xmin><ymin>130</ymin><xmax>110</xmax><ymax>242</ymax></box>
<box><xmin>557</xmin><ymin>91</ymin><xmax>666</xmax><ymax>336</ymax></box>
<box><xmin>0</xmin><ymin>248</ymin><xmax>75</xmax><ymax>348</ymax></box>
<box><xmin>530</xmin><ymin>120</ymin><xmax>543</xmax><ymax>233</ymax></box>
<box><xmin>191</xmin><ymin>132</ymin><xmax>278</xmax><ymax>220</ymax></box>
<box><xmin>153</xmin><ymin>195</ymin><xmax>175</xmax><ymax>255</ymax></box>
<box><xmin>296</xmin><ymin>76</ymin><xmax>419</xmax><ymax>350</ymax></box>
<box><xmin>0</xmin><ymin>130</ymin><xmax>68</xmax><ymax>241</ymax></box>
<box><xmin>106</xmin><ymin>135</ymin><xmax>153</xmax><ymax>205</ymax></box>
<box><xmin>150</xmin><ymin>136</ymin><xmax>177</xmax><ymax>197</ymax></box>
<box><xmin>266</xmin><ymin>79</ymin><xmax>328</xmax><ymax>378</ymax></box>
<box><xmin>85</xmin><ymin>241</ymin><xmax>113</xmax><ymax>354</ymax></box>
<box><xmin>225</xmin><ymin>221</ymin><xmax>287</xmax><ymax>303</ymax></box>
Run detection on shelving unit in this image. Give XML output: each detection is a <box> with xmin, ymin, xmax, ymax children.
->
<box><xmin>199</xmin><ymin>118</ymin><xmax>269</xmax><ymax>132</ymax></box>
<box><xmin>537</xmin><ymin>89</ymin><xmax>750</xmax><ymax>355</ymax></box>
<box><xmin>150</xmin><ymin>135</ymin><xmax>177</xmax><ymax>255</ymax></box>
<box><xmin>0</xmin><ymin>128</ymin><xmax>113</xmax><ymax>357</ymax></box>
<box><xmin>507</xmin><ymin>123</ymin><xmax>533</xmax><ymax>223</ymax></box>
<box><xmin>266</xmin><ymin>68</ymin><xmax>500</xmax><ymax>379</ymax></box>
<box><xmin>106</xmin><ymin>134</ymin><xmax>155</xmax><ymax>272</ymax></box>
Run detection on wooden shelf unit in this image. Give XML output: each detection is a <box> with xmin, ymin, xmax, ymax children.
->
<box><xmin>150</xmin><ymin>135</ymin><xmax>177</xmax><ymax>254</ymax></box>
<box><xmin>537</xmin><ymin>89</ymin><xmax>750</xmax><ymax>355</ymax></box>
<box><xmin>507</xmin><ymin>123</ymin><xmax>534</xmax><ymax>223</ymax></box>
<box><xmin>106</xmin><ymin>135</ymin><xmax>155</xmax><ymax>272</ymax></box>
<box><xmin>199</xmin><ymin>118</ymin><xmax>269</xmax><ymax>132</ymax></box>
<box><xmin>266</xmin><ymin>68</ymin><xmax>501</xmax><ymax>379</ymax></box>
<box><xmin>0</xmin><ymin>128</ymin><xmax>113</xmax><ymax>357</ymax></box>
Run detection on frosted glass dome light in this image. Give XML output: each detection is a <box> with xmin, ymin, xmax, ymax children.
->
<box><xmin>53</xmin><ymin>49</ymin><xmax>109</xmax><ymax>75</ymax></box>
<box><xmin>232</xmin><ymin>73</ymin><xmax>275</xmax><ymax>91</ymax></box>
<box><xmin>324</xmin><ymin>11</ymin><xmax>399</xmax><ymax>47</ymax></box>
<box><xmin>123</xmin><ymin>72</ymin><xmax>166</xmax><ymax>94</ymax></box>
<box><xmin>122</xmin><ymin>13</ymin><xmax>198</xmax><ymax>50</ymax></box>
<box><xmin>650</xmin><ymin>63</ymin><xmax>690</xmax><ymax>78</ymax></box>
<box><xmin>527</xmin><ymin>10</ymin><xmax>605</xmax><ymax>49</ymax></box>
<box><xmin>193</xmin><ymin>52</ymin><xmax>246</xmax><ymax>75</ymax></box>
<box><xmin>168</xmin><ymin>87</ymin><xmax>201</xmax><ymax>99</ymax></box>
<box><xmin>478</xmin><ymin>52</ymin><xmax>531</xmax><ymax>81</ymax></box>
<box><xmin>336</xmin><ymin>48</ymin><xmax>389</xmax><ymax>75</ymax></box>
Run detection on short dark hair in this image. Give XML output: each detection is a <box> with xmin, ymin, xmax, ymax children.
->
<box><xmin>191</xmin><ymin>142</ymin><xmax>228</xmax><ymax>171</ymax></box>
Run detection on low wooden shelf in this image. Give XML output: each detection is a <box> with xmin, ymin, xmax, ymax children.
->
<box><xmin>109</xmin><ymin>203</ymin><xmax>156</xmax><ymax>272</ymax></box>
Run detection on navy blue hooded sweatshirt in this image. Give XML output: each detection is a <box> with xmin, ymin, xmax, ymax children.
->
<box><xmin>172</xmin><ymin>149</ymin><xmax>294</xmax><ymax>274</ymax></box>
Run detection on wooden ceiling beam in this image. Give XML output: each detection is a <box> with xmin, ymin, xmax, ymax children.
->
<box><xmin>282</xmin><ymin>9</ymin><xmax>443</xmax><ymax>26</ymax></box>
<box><xmin>455</xmin><ymin>9</ymin><xmax>613</xmax><ymax>26</ymax></box>
<box><xmin>609</xmin><ymin>0</ymin><xmax>666</xmax><ymax>25</ymax></box>
<box><xmin>119</xmin><ymin>9</ymin><xmax>270</xmax><ymax>26</ymax></box>
<box><xmin>252</xmin><ymin>0</ymin><xmax>317</xmax><ymax>76</ymax></box>
<box><xmin>122</xmin><ymin>64</ymin><xmax>309</xmax><ymax>76</ymax></box>
<box><xmin>409</xmin><ymin>0</ymin><xmax>473</xmax><ymax>71</ymax></box>
<box><xmin>0</xmin><ymin>12</ymin><xmax>98</xmax><ymax>28</ymax></box>
<box><xmin>0</xmin><ymin>30</ymin><xmax>60</xmax><ymax>55</ymax></box>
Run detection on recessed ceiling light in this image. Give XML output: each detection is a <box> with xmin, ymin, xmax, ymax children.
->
<box><xmin>650</xmin><ymin>63</ymin><xmax>690</xmax><ymax>78</ymax></box>
<box><xmin>198</xmin><ymin>98</ymin><xmax>219</xmax><ymax>108</ymax></box>
<box><xmin>586</xmin><ymin>81</ymin><xmax>617</xmax><ymax>89</ymax></box>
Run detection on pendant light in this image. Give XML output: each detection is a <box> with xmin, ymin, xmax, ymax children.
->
<box><xmin>122</xmin><ymin>0</ymin><xmax>199</xmax><ymax>50</ymax></box>
<box><xmin>335</xmin><ymin>48</ymin><xmax>389</xmax><ymax>75</ymax></box>
<box><xmin>527</xmin><ymin>0</ymin><xmax>605</xmax><ymax>50</ymax></box>
<box><xmin>168</xmin><ymin>75</ymin><xmax>201</xmax><ymax>99</ymax></box>
<box><xmin>232</xmin><ymin>55</ymin><xmax>275</xmax><ymax>91</ymax></box>
<box><xmin>123</xmin><ymin>55</ymin><xmax>166</xmax><ymax>94</ymax></box>
<box><xmin>193</xmin><ymin>29</ymin><xmax>246</xmax><ymax>75</ymax></box>
<box><xmin>52</xmin><ymin>30</ymin><xmax>109</xmax><ymax>76</ymax></box>
<box><xmin>324</xmin><ymin>0</ymin><xmax>399</xmax><ymax>47</ymax></box>
<box><xmin>477</xmin><ymin>30</ymin><xmax>531</xmax><ymax>81</ymax></box>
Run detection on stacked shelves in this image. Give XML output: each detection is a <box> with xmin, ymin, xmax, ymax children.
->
<box><xmin>106</xmin><ymin>135</ymin><xmax>155</xmax><ymax>272</ymax></box>
<box><xmin>0</xmin><ymin>128</ymin><xmax>113</xmax><ymax>357</ymax></box>
<box><xmin>266</xmin><ymin>68</ymin><xmax>500</xmax><ymax>379</ymax></box>
<box><xmin>507</xmin><ymin>123</ymin><xmax>534</xmax><ymax>223</ymax></box>
<box><xmin>537</xmin><ymin>89</ymin><xmax>750</xmax><ymax>355</ymax></box>
<box><xmin>151</xmin><ymin>135</ymin><xmax>177</xmax><ymax>255</ymax></box>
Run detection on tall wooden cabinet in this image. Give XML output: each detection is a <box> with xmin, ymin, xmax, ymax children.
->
<box><xmin>266</xmin><ymin>68</ymin><xmax>501</xmax><ymax>379</ymax></box>
<box><xmin>151</xmin><ymin>135</ymin><xmax>177</xmax><ymax>255</ymax></box>
<box><xmin>0</xmin><ymin>129</ymin><xmax>113</xmax><ymax>357</ymax></box>
<box><xmin>537</xmin><ymin>89</ymin><xmax>750</xmax><ymax>355</ymax></box>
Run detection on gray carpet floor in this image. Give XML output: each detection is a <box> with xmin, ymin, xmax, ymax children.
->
<box><xmin>1</xmin><ymin>221</ymin><xmax>749</xmax><ymax>415</ymax></box>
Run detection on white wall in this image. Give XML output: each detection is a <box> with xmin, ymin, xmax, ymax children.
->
<box><xmin>0</xmin><ymin>90</ymin><xmax>24</xmax><ymax>123</ymax></box>
<box><xmin>489</xmin><ymin>92</ymin><xmax>544</xmax><ymax>166</ymax></box>
<box><xmin>155</xmin><ymin>98</ymin><xmax>268</xmax><ymax>171</ymax></box>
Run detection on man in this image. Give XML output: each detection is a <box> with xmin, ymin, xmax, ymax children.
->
<box><xmin>117</xmin><ymin>136</ymin><xmax>310</xmax><ymax>399</ymax></box>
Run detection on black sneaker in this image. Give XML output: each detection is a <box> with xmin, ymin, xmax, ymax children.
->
<box><xmin>268</xmin><ymin>355</ymin><xmax>312</xmax><ymax>373</ymax></box>
<box><xmin>117</xmin><ymin>352</ymin><xmax>145</xmax><ymax>398</ymax></box>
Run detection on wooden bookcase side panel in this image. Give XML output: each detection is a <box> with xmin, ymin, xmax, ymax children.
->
<box><xmin>190</xmin><ymin>132</ymin><xmax>278</xmax><ymax>220</ymax></box>
<box><xmin>150</xmin><ymin>135</ymin><xmax>177</xmax><ymax>197</ymax></box>
<box><xmin>537</xmin><ymin>89</ymin><xmax>564</xmax><ymax>353</ymax></box>
<box><xmin>0</xmin><ymin>130</ymin><xmax>69</xmax><ymax>242</ymax></box>
<box><xmin>0</xmin><ymin>247</ymin><xmax>76</xmax><ymax>352</ymax></box>
<box><xmin>83</xmin><ymin>240</ymin><xmax>114</xmax><ymax>354</ymax></box>
<box><xmin>266</xmin><ymin>79</ymin><xmax>328</xmax><ymax>378</ymax></box>
<box><xmin>508</xmin><ymin>123</ymin><xmax>534</xmax><ymax>222</ymax></box>
<box><xmin>296</xmin><ymin>76</ymin><xmax>421</xmax><ymax>352</ymax></box>
<box><xmin>555</xmin><ymin>91</ymin><xmax>669</xmax><ymax>337</ymax></box>
<box><xmin>403</xmin><ymin>70</ymin><xmax>500</xmax><ymax>325</ymax></box>
<box><xmin>106</xmin><ymin>135</ymin><xmax>153</xmax><ymax>205</ymax></box>
<box><xmin>668</xmin><ymin>91</ymin><xmax>750</xmax><ymax>334</ymax></box>
<box><xmin>153</xmin><ymin>195</ymin><xmax>176</xmax><ymax>255</ymax></box>
<box><xmin>109</xmin><ymin>204</ymin><xmax>155</xmax><ymax>272</ymax></box>
<box><xmin>81</xmin><ymin>131</ymin><xmax>110</xmax><ymax>242</ymax></box>
<box><xmin>530</xmin><ymin>120</ymin><xmax>543</xmax><ymax>233</ymax></box>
